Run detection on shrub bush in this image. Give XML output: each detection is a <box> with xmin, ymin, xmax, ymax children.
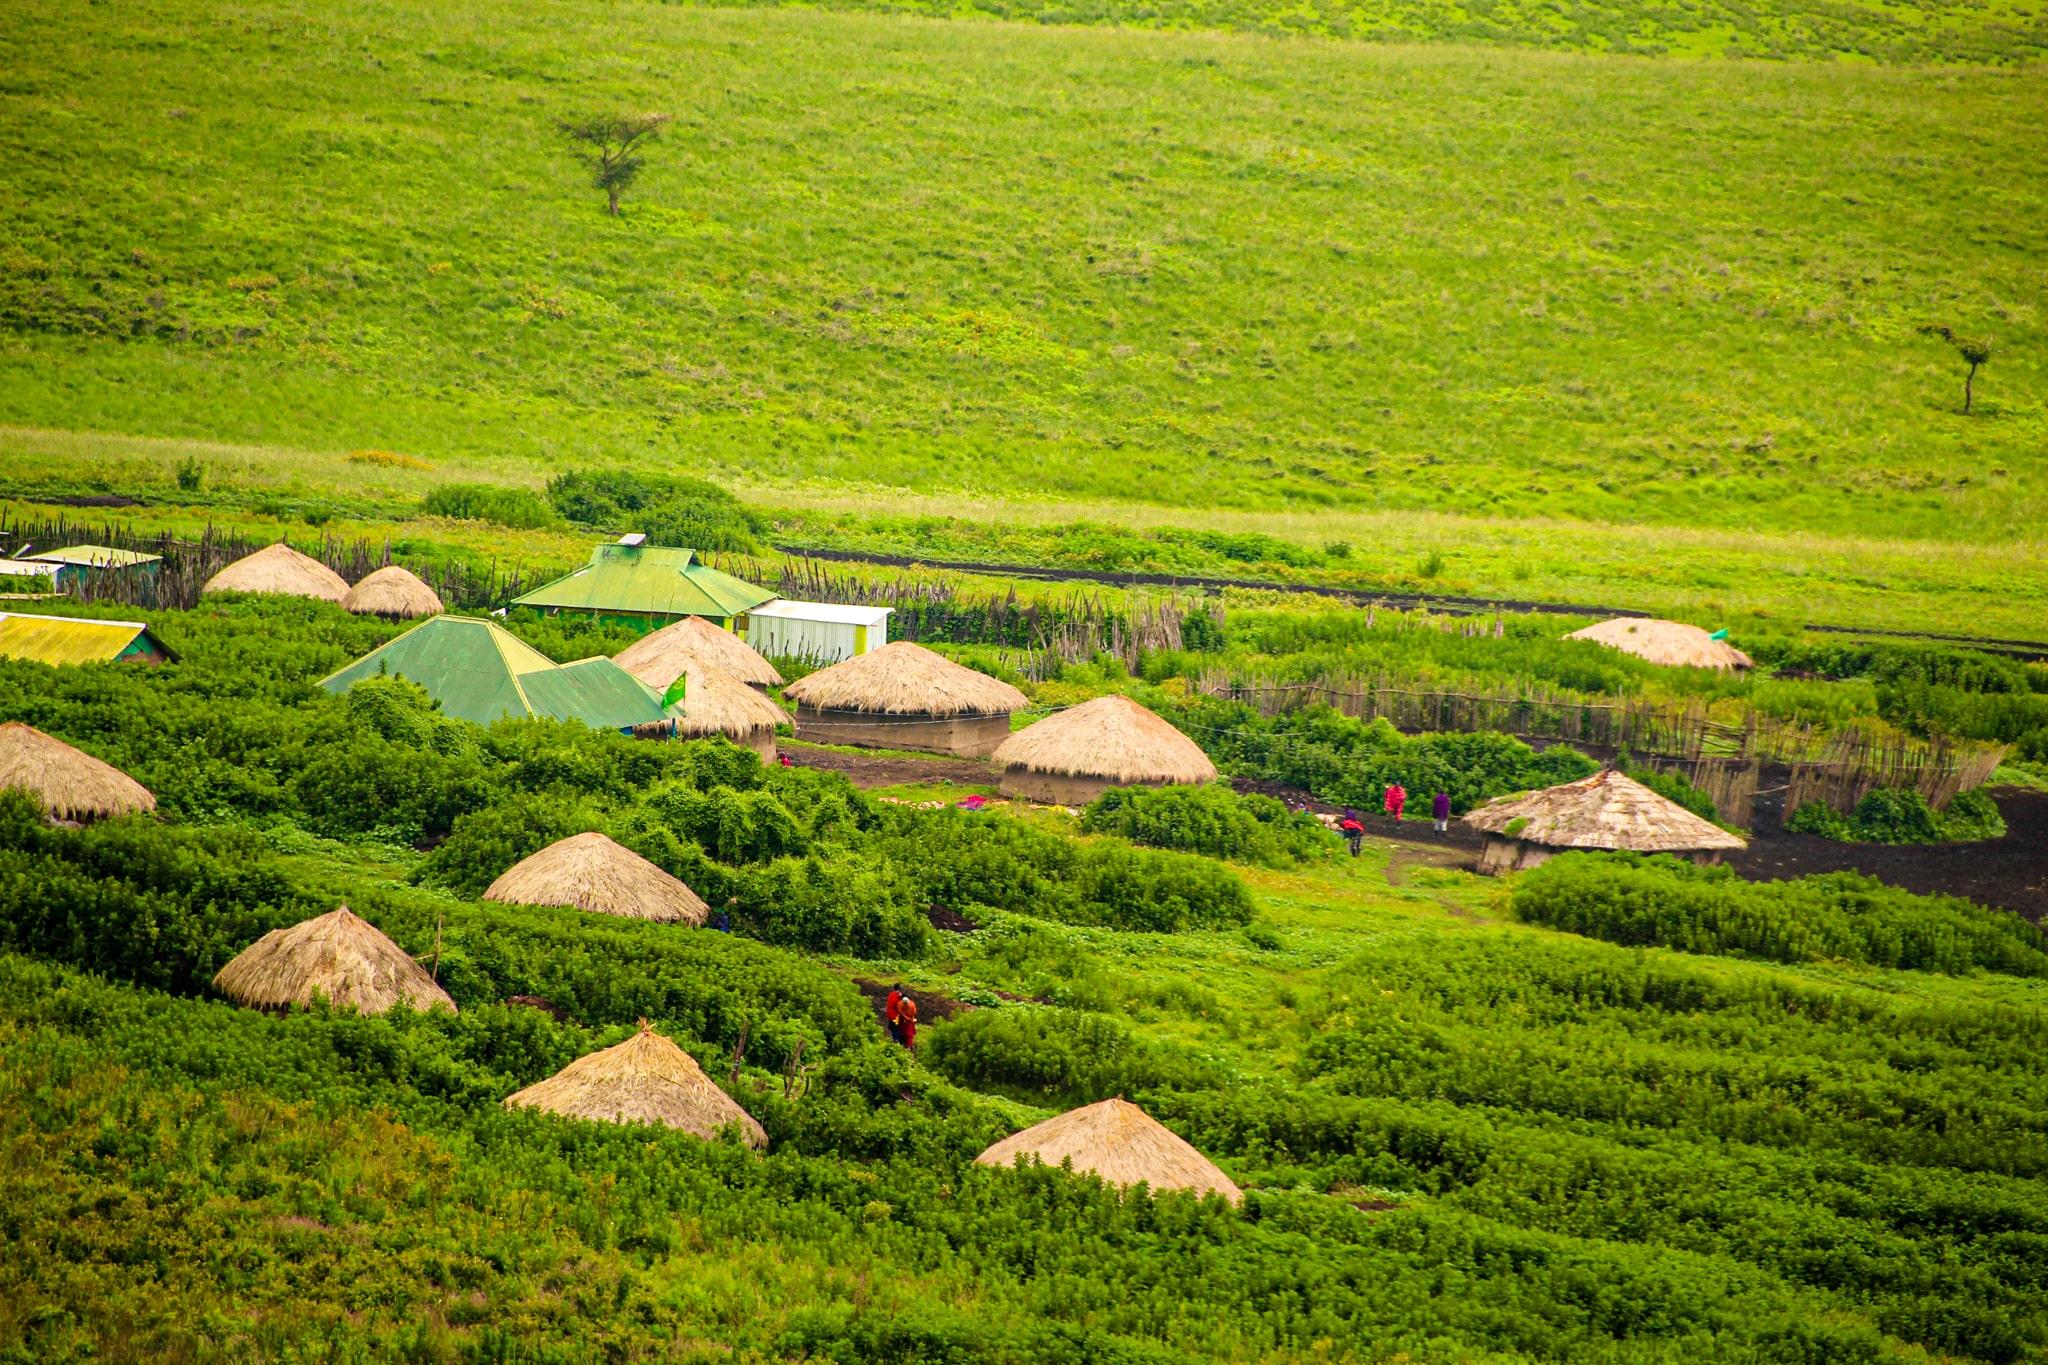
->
<box><xmin>546</xmin><ymin>470</ymin><xmax>764</xmax><ymax>553</ymax></box>
<box><xmin>417</xmin><ymin>792</ymin><xmax>603</xmax><ymax>898</ymax></box>
<box><xmin>879</xmin><ymin>806</ymin><xmax>1254</xmax><ymax>931</ymax></box>
<box><xmin>921</xmin><ymin>1005</ymin><xmax>1228</xmax><ymax>1106</ymax></box>
<box><xmin>420</xmin><ymin>482</ymin><xmax>559</xmax><ymax>528</ymax></box>
<box><xmin>1172</xmin><ymin>700</ymin><xmax>1597</xmax><ymax>815</ymax></box>
<box><xmin>1081</xmin><ymin>782</ymin><xmax>1337</xmax><ymax>867</ymax></box>
<box><xmin>1786</xmin><ymin>787</ymin><xmax>2007</xmax><ymax>844</ymax></box>
<box><xmin>1511</xmin><ymin>850</ymin><xmax>2048</xmax><ymax>976</ymax></box>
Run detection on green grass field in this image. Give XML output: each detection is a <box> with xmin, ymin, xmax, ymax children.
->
<box><xmin>3</xmin><ymin>0</ymin><xmax>2044</xmax><ymax>560</ymax></box>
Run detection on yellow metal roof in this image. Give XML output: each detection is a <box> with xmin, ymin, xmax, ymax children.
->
<box><xmin>0</xmin><ymin>613</ymin><xmax>173</xmax><ymax>665</ymax></box>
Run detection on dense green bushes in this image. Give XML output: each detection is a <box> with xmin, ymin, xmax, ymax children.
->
<box><xmin>1512</xmin><ymin>851</ymin><xmax>2048</xmax><ymax>976</ymax></box>
<box><xmin>1172</xmin><ymin>699</ymin><xmax>1597</xmax><ymax>813</ymax></box>
<box><xmin>546</xmin><ymin>469</ymin><xmax>765</xmax><ymax>553</ymax></box>
<box><xmin>877</xmin><ymin>806</ymin><xmax>1255</xmax><ymax>932</ymax></box>
<box><xmin>1786</xmin><ymin>787</ymin><xmax>2007</xmax><ymax>844</ymax></box>
<box><xmin>419</xmin><ymin>481</ymin><xmax>559</xmax><ymax>528</ymax></box>
<box><xmin>1081</xmin><ymin>782</ymin><xmax>1337</xmax><ymax>866</ymax></box>
<box><xmin>922</xmin><ymin>1006</ymin><xmax>1228</xmax><ymax>1105</ymax></box>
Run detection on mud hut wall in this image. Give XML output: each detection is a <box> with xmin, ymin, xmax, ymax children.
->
<box><xmin>793</xmin><ymin>705</ymin><xmax>1011</xmax><ymax>759</ymax></box>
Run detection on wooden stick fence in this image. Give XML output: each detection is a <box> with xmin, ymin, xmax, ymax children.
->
<box><xmin>0</xmin><ymin>514</ymin><xmax>565</xmax><ymax>613</ymax></box>
<box><xmin>1199</xmin><ymin>670</ymin><xmax>2005</xmax><ymax>814</ymax></box>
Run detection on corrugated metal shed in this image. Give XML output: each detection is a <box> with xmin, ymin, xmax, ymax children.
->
<box><xmin>25</xmin><ymin>546</ymin><xmax>162</xmax><ymax>568</ymax></box>
<box><xmin>747</xmin><ymin>599</ymin><xmax>892</xmax><ymax>664</ymax></box>
<box><xmin>0</xmin><ymin>613</ymin><xmax>177</xmax><ymax>665</ymax></box>
<box><xmin>511</xmin><ymin>543</ymin><xmax>776</xmax><ymax>627</ymax></box>
<box><xmin>318</xmin><ymin>616</ymin><xmax>666</xmax><ymax>731</ymax></box>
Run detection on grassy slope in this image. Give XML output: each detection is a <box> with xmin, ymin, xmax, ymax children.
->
<box><xmin>769</xmin><ymin>0</ymin><xmax>2048</xmax><ymax>61</ymax></box>
<box><xmin>2</xmin><ymin>0</ymin><xmax>2045</xmax><ymax>546</ymax></box>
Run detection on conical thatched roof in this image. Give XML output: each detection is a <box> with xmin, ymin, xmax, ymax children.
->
<box><xmin>975</xmin><ymin>1097</ymin><xmax>1242</xmax><ymax>1204</ymax></box>
<box><xmin>213</xmin><ymin>905</ymin><xmax>456</xmax><ymax>1015</ymax></box>
<box><xmin>483</xmin><ymin>831</ymin><xmax>710</xmax><ymax>925</ymax></box>
<box><xmin>202</xmin><ymin>542</ymin><xmax>350</xmax><ymax>603</ymax></box>
<box><xmin>343</xmin><ymin>565</ymin><xmax>444</xmax><ymax>618</ymax></box>
<box><xmin>1564</xmin><ymin>618</ymin><xmax>1753</xmax><ymax>671</ymax></box>
<box><xmin>0</xmin><ymin>721</ymin><xmax>156</xmax><ymax>821</ymax></box>
<box><xmin>1463</xmin><ymin>769</ymin><xmax>1746</xmax><ymax>852</ymax></box>
<box><xmin>993</xmin><ymin>695</ymin><xmax>1217</xmax><ymax>785</ymax></box>
<box><xmin>671</xmin><ymin>667</ymin><xmax>789</xmax><ymax>742</ymax></box>
<box><xmin>615</xmin><ymin>614</ymin><xmax>784</xmax><ymax>691</ymax></box>
<box><xmin>504</xmin><ymin>1022</ymin><xmax>767</xmax><ymax>1147</ymax></box>
<box><xmin>782</xmin><ymin>641</ymin><xmax>1028</xmax><ymax>717</ymax></box>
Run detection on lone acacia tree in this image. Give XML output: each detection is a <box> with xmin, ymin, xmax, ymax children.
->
<box><xmin>559</xmin><ymin>112</ymin><xmax>671</xmax><ymax>216</ymax></box>
<box><xmin>1920</xmin><ymin>324</ymin><xmax>1994</xmax><ymax>414</ymax></box>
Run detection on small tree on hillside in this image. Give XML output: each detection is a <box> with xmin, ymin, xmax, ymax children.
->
<box><xmin>1919</xmin><ymin>325</ymin><xmax>1994</xmax><ymax>415</ymax></box>
<box><xmin>559</xmin><ymin>112</ymin><xmax>671</xmax><ymax>216</ymax></box>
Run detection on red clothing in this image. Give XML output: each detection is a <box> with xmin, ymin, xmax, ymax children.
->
<box><xmin>898</xmin><ymin>998</ymin><xmax>918</xmax><ymax>1049</ymax></box>
<box><xmin>884</xmin><ymin>990</ymin><xmax>903</xmax><ymax>1025</ymax></box>
<box><xmin>1384</xmin><ymin>785</ymin><xmax>1406</xmax><ymax>820</ymax></box>
<box><xmin>1339</xmin><ymin>817</ymin><xmax>1364</xmax><ymax>834</ymax></box>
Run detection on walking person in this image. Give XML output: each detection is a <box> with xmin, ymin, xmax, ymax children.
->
<box><xmin>1383</xmin><ymin>782</ymin><xmax>1407</xmax><ymax>826</ymax></box>
<box><xmin>1432</xmin><ymin>790</ymin><xmax>1451</xmax><ymax>835</ymax></box>
<box><xmin>1339</xmin><ymin>807</ymin><xmax>1365</xmax><ymax>857</ymax></box>
<box><xmin>884</xmin><ymin>985</ymin><xmax>906</xmax><ymax>1045</ymax></box>
<box><xmin>898</xmin><ymin>994</ymin><xmax>918</xmax><ymax>1050</ymax></box>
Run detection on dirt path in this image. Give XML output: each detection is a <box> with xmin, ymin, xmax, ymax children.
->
<box><xmin>783</xmin><ymin>741</ymin><xmax>997</xmax><ymax>790</ymax></box>
<box><xmin>1730</xmin><ymin>785</ymin><xmax>2048</xmax><ymax>923</ymax></box>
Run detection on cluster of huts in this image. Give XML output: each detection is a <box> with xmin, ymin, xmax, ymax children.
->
<box><xmin>0</xmin><ymin>531</ymin><xmax>1764</xmax><ymax>1197</ymax></box>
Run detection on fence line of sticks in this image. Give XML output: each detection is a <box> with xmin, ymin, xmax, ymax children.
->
<box><xmin>708</xmin><ymin>552</ymin><xmax>1223</xmax><ymax>678</ymax></box>
<box><xmin>1198</xmin><ymin>671</ymin><xmax>2006</xmax><ymax>814</ymax></box>
<box><xmin>0</xmin><ymin>514</ymin><xmax>567</xmax><ymax>613</ymax></box>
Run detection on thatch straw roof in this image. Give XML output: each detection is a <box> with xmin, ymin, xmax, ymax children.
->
<box><xmin>782</xmin><ymin>641</ymin><xmax>1028</xmax><ymax>717</ymax></box>
<box><xmin>975</xmin><ymin>1097</ymin><xmax>1242</xmax><ymax>1204</ymax></box>
<box><xmin>1564</xmin><ymin>618</ymin><xmax>1753</xmax><ymax>671</ymax></box>
<box><xmin>1463</xmin><ymin>769</ymin><xmax>1746</xmax><ymax>852</ymax></box>
<box><xmin>213</xmin><ymin>905</ymin><xmax>456</xmax><ymax>1015</ymax></box>
<box><xmin>0</xmin><ymin>721</ymin><xmax>156</xmax><ymax>821</ymax></box>
<box><xmin>504</xmin><ymin>1022</ymin><xmax>767</xmax><ymax>1147</ymax></box>
<box><xmin>202</xmin><ymin>543</ymin><xmax>350</xmax><ymax>603</ymax></box>
<box><xmin>993</xmin><ymin>695</ymin><xmax>1217</xmax><ymax>785</ymax></box>
<box><xmin>672</xmin><ymin>667</ymin><xmax>788</xmax><ymax>742</ymax></box>
<box><xmin>615</xmin><ymin>614</ymin><xmax>784</xmax><ymax>691</ymax></box>
<box><xmin>483</xmin><ymin>831</ymin><xmax>710</xmax><ymax>925</ymax></box>
<box><xmin>343</xmin><ymin>565</ymin><xmax>444</xmax><ymax>618</ymax></box>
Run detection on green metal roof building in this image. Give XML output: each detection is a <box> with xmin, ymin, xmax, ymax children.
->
<box><xmin>318</xmin><ymin>615</ymin><xmax>670</xmax><ymax>731</ymax></box>
<box><xmin>511</xmin><ymin>540</ymin><xmax>777</xmax><ymax>632</ymax></box>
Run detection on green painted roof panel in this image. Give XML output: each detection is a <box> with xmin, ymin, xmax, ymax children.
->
<box><xmin>319</xmin><ymin>617</ymin><xmax>535</xmax><ymax>725</ymax></box>
<box><xmin>525</xmin><ymin>658</ymin><xmax>668</xmax><ymax>730</ymax></box>
<box><xmin>511</xmin><ymin>545</ymin><xmax>776</xmax><ymax>618</ymax></box>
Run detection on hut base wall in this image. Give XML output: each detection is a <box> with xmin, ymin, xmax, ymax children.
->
<box><xmin>795</xmin><ymin>706</ymin><xmax>1009</xmax><ymax>759</ymax></box>
<box><xmin>1001</xmin><ymin>770</ymin><xmax>1167</xmax><ymax>807</ymax></box>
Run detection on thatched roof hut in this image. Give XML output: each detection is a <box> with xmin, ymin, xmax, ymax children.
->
<box><xmin>993</xmin><ymin>695</ymin><xmax>1217</xmax><ymax>805</ymax></box>
<box><xmin>666</xmin><ymin>667</ymin><xmax>787</xmax><ymax>759</ymax></box>
<box><xmin>213</xmin><ymin>905</ymin><xmax>456</xmax><ymax>1015</ymax></box>
<box><xmin>342</xmin><ymin>565</ymin><xmax>444</xmax><ymax>618</ymax></box>
<box><xmin>1463</xmin><ymin>768</ymin><xmax>1747</xmax><ymax>874</ymax></box>
<box><xmin>781</xmin><ymin>641</ymin><xmax>1029</xmax><ymax>759</ymax></box>
<box><xmin>975</xmin><ymin>1097</ymin><xmax>1241</xmax><ymax>1204</ymax></box>
<box><xmin>0</xmin><ymin>721</ymin><xmax>156</xmax><ymax>821</ymax></box>
<box><xmin>202</xmin><ymin>543</ymin><xmax>350</xmax><ymax>603</ymax></box>
<box><xmin>504</xmin><ymin>1022</ymin><xmax>767</xmax><ymax>1147</ymax></box>
<box><xmin>615</xmin><ymin>614</ymin><xmax>784</xmax><ymax>692</ymax></box>
<box><xmin>1564</xmin><ymin>618</ymin><xmax>1753</xmax><ymax>671</ymax></box>
<box><xmin>483</xmin><ymin>831</ymin><xmax>710</xmax><ymax>925</ymax></box>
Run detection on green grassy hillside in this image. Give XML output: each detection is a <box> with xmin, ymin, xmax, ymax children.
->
<box><xmin>2</xmin><ymin>0</ymin><xmax>2044</xmax><ymax>547</ymax></box>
